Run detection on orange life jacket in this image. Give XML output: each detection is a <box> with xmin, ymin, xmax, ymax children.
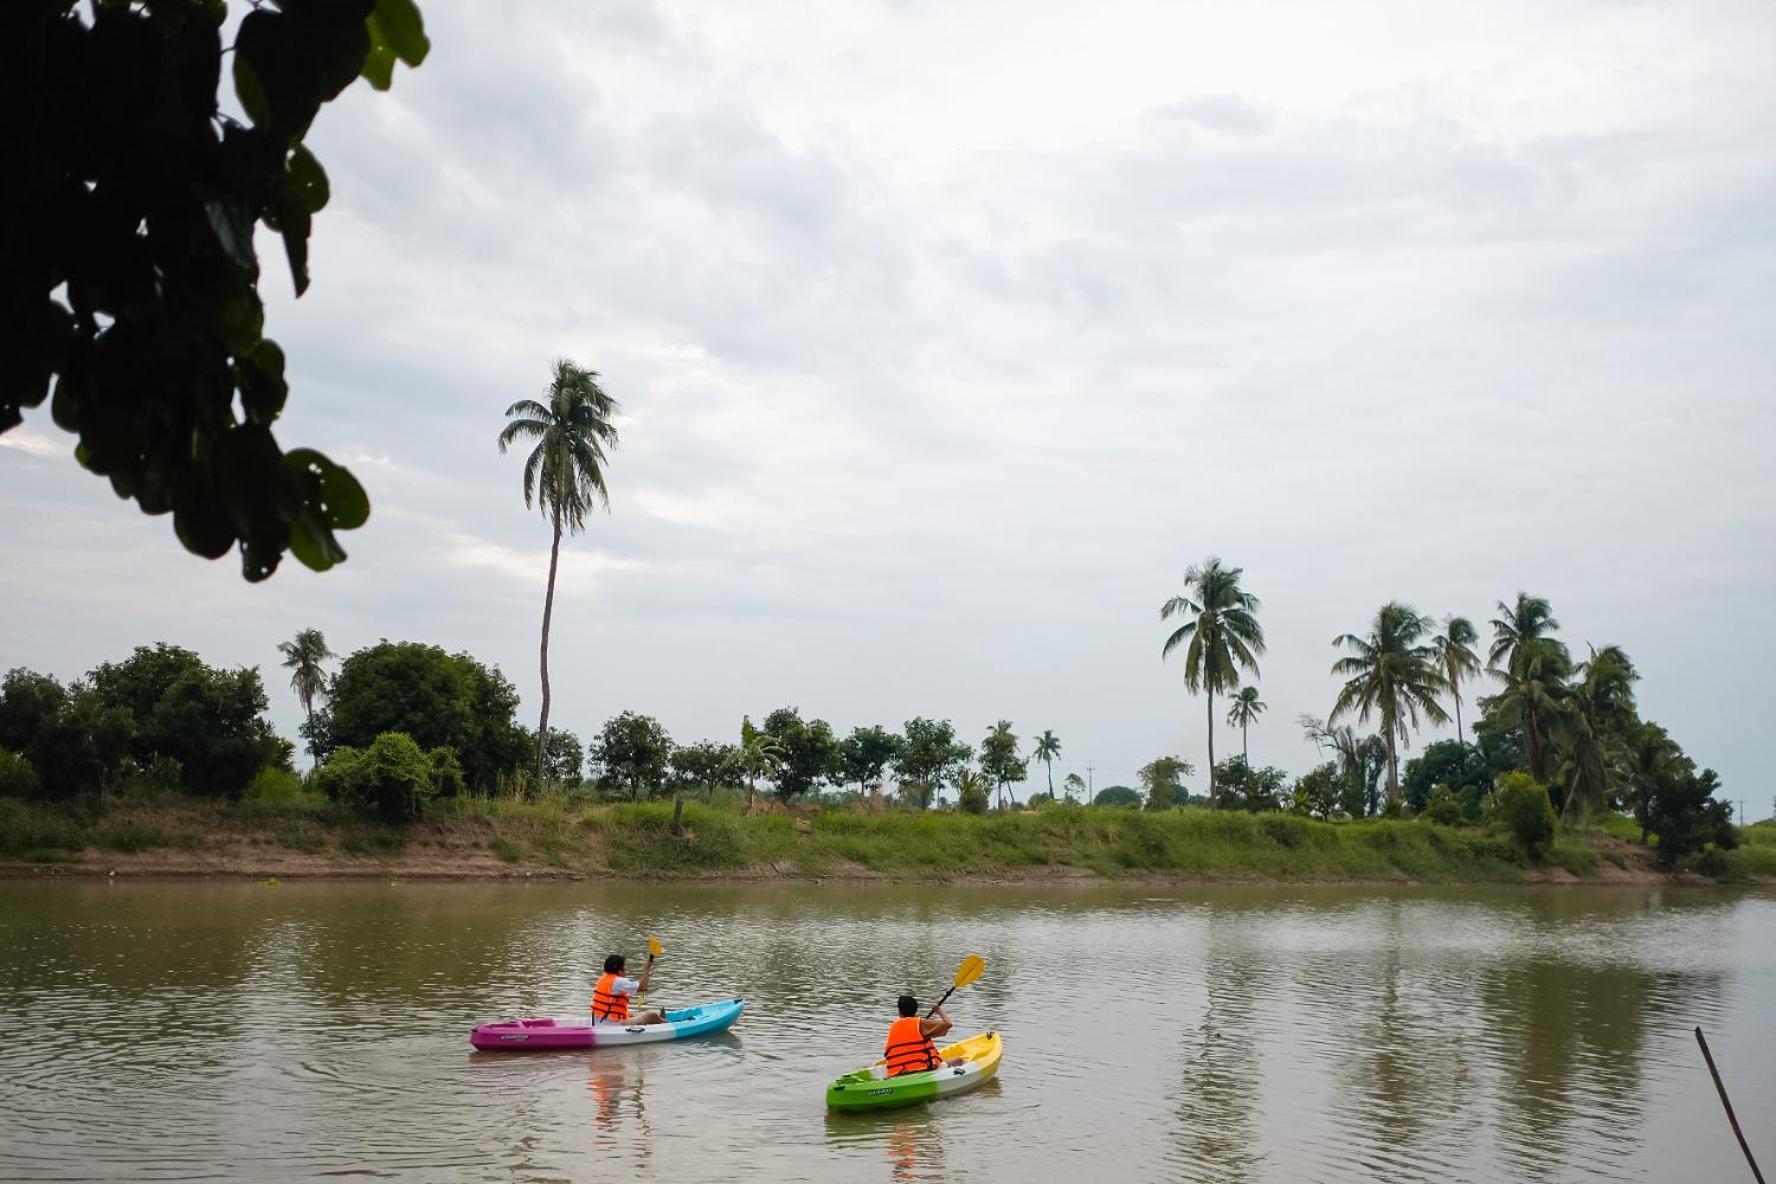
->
<box><xmin>883</xmin><ymin>1015</ymin><xmax>939</xmax><ymax>1076</ymax></box>
<box><xmin>591</xmin><ymin>972</ymin><xmax>630</xmax><ymax>1021</ymax></box>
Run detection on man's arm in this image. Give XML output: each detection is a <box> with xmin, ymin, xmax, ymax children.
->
<box><xmin>920</xmin><ymin>1006</ymin><xmax>952</xmax><ymax>1039</ymax></box>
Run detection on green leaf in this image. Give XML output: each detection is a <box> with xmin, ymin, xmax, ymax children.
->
<box><xmin>360</xmin><ymin>21</ymin><xmax>396</xmax><ymax>90</ymax></box>
<box><xmin>237</xmin><ymin>340</ymin><xmax>287</xmax><ymax>425</ymax></box>
<box><xmin>287</xmin><ymin>146</ymin><xmax>330</xmax><ymax>214</ymax></box>
<box><xmin>288</xmin><ymin>514</ymin><xmax>347</xmax><ymax>572</ymax></box>
<box><xmin>372</xmin><ymin>0</ymin><xmax>429</xmax><ymax>67</ymax></box>
<box><xmin>215</xmin><ymin>287</ymin><xmax>265</xmax><ymax>357</ymax></box>
<box><xmin>271</xmin><ymin>186</ymin><xmax>313</xmax><ymax>296</ymax></box>
<box><xmin>284</xmin><ymin>448</ymin><xmax>370</xmax><ymax>530</ymax></box>
<box><xmin>232</xmin><ymin>52</ymin><xmax>272</xmax><ymax>128</ymax></box>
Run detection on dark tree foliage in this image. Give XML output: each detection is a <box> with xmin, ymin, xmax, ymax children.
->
<box><xmin>1093</xmin><ymin>785</ymin><xmax>1140</xmax><ymax>808</ymax></box>
<box><xmin>1401</xmin><ymin>740</ymin><xmax>1491</xmax><ymax>815</ymax></box>
<box><xmin>892</xmin><ymin>717</ymin><xmax>971</xmax><ymax>808</ymax></box>
<box><xmin>26</xmin><ymin>685</ymin><xmax>134</xmax><ymax>800</ymax></box>
<box><xmin>533</xmin><ymin>727</ymin><xmax>583</xmax><ymax>788</ymax></box>
<box><xmin>1647</xmin><ymin>765</ymin><xmax>1736</xmax><ymax>867</ymax></box>
<box><xmin>87</xmin><ymin>643</ymin><xmax>286</xmax><ymax>798</ymax></box>
<box><xmin>671</xmin><ymin>740</ymin><xmax>739</xmax><ymax>793</ymax></box>
<box><xmin>1290</xmin><ymin>762</ymin><xmax>1342</xmax><ymax>820</ymax></box>
<box><xmin>310</xmin><ymin>641</ymin><xmax>528</xmax><ymax>791</ymax></box>
<box><xmin>761</xmin><ymin>707</ymin><xmax>838</xmax><ymax>801</ymax></box>
<box><xmin>837</xmin><ymin>725</ymin><xmax>902</xmax><ymax>792</ymax></box>
<box><xmin>589</xmin><ymin>711</ymin><xmax>673</xmax><ymax>799</ymax></box>
<box><xmin>0</xmin><ymin>668</ymin><xmax>69</xmax><ymax>753</ymax></box>
<box><xmin>1</xmin><ymin>0</ymin><xmax>427</xmax><ymax>579</ymax></box>
<box><xmin>1211</xmin><ymin>756</ymin><xmax>1288</xmax><ymax>813</ymax></box>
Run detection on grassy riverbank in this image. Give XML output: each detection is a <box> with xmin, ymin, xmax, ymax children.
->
<box><xmin>4</xmin><ymin>794</ymin><xmax>1768</xmax><ymax>883</ymax></box>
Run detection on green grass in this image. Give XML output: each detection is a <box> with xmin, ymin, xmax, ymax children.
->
<box><xmin>0</xmin><ymin>798</ymin><xmax>85</xmax><ymax>860</ymax></box>
<box><xmin>1740</xmin><ymin>820</ymin><xmax>1776</xmax><ymax>847</ymax></box>
<box><xmin>5</xmin><ymin>792</ymin><xmax>1768</xmax><ymax>883</ymax></box>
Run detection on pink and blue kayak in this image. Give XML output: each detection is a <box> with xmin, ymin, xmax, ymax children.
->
<box><xmin>470</xmin><ymin>997</ymin><xmax>745</xmax><ymax>1051</ymax></box>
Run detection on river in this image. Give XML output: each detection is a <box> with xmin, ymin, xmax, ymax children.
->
<box><xmin>1</xmin><ymin>880</ymin><xmax>1771</xmax><ymax>1182</ymax></box>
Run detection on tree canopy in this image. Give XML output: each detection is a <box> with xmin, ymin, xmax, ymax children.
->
<box><xmin>2</xmin><ymin>0</ymin><xmax>428</xmax><ymax>579</ymax></box>
<box><xmin>307</xmin><ymin>641</ymin><xmax>527</xmax><ymax>790</ymax></box>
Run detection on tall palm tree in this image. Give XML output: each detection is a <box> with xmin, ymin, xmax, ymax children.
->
<box><xmin>1554</xmin><ymin>644</ymin><xmax>1639</xmax><ymax>820</ymax></box>
<box><xmin>1430</xmin><ymin>615</ymin><xmax>1482</xmax><ymax>745</ymax></box>
<box><xmin>1226</xmin><ymin>687</ymin><xmax>1266</xmax><ymax>762</ymax></box>
<box><xmin>1488</xmin><ymin>592</ymin><xmax>1566</xmax><ymax>676</ymax></box>
<box><xmin>1487</xmin><ymin>644</ymin><xmax>1569</xmax><ymax>785</ymax></box>
<box><xmin>1161</xmin><ymin>557</ymin><xmax>1265</xmax><ymax>804</ymax></box>
<box><xmin>277</xmin><ymin>628</ymin><xmax>335</xmax><ymax>758</ymax></box>
<box><xmin>1330</xmin><ymin>602</ymin><xmax>1450</xmax><ymax>805</ymax></box>
<box><xmin>497</xmin><ymin>359</ymin><xmax>620</xmax><ymax>780</ymax></box>
<box><xmin>1032</xmin><ymin>729</ymin><xmax>1062</xmax><ymax>797</ymax></box>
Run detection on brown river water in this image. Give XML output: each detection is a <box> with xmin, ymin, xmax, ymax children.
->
<box><xmin>1</xmin><ymin>880</ymin><xmax>1771</xmax><ymax>1183</ymax></box>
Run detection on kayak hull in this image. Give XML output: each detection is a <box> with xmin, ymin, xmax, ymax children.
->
<box><xmin>825</xmin><ymin>1031</ymin><xmax>1002</xmax><ymax>1111</ymax></box>
<box><xmin>470</xmin><ymin>997</ymin><xmax>745</xmax><ymax>1051</ymax></box>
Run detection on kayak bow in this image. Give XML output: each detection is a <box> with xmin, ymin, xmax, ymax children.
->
<box><xmin>825</xmin><ymin>1031</ymin><xmax>1002</xmax><ymax>1111</ymax></box>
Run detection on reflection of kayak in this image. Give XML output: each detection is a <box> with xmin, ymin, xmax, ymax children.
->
<box><xmin>470</xmin><ymin>998</ymin><xmax>745</xmax><ymax>1050</ymax></box>
<box><xmin>825</xmin><ymin>1032</ymin><xmax>1002</xmax><ymax>1111</ymax></box>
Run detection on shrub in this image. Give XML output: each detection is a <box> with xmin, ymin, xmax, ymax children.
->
<box><xmin>1093</xmin><ymin>786</ymin><xmax>1140</xmax><ymax>808</ymax></box>
<box><xmin>314</xmin><ymin>732</ymin><xmax>437</xmax><ymax>822</ymax></box>
<box><xmin>1423</xmin><ymin>785</ymin><xmax>1464</xmax><ymax>827</ymax></box>
<box><xmin>0</xmin><ymin>748</ymin><xmax>43</xmax><ymax>799</ymax></box>
<box><xmin>242</xmin><ymin>765</ymin><xmax>328</xmax><ymax>819</ymax></box>
<box><xmin>957</xmin><ymin>776</ymin><xmax>990</xmax><ymax>816</ymax></box>
<box><xmin>1487</xmin><ymin>773</ymin><xmax>1557</xmax><ymax>859</ymax></box>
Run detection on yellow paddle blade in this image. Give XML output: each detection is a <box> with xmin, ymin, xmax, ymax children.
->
<box><xmin>954</xmin><ymin>954</ymin><xmax>985</xmax><ymax>989</ymax></box>
<box><xmin>648</xmin><ymin>936</ymin><xmax>664</xmax><ymax>958</ymax></box>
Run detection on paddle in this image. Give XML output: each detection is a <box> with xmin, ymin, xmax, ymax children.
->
<box><xmin>634</xmin><ymin>936</ymin><xmax>664</xmax><ymax>1009</ymax></box>
<box><xmin>925</xmin><ymin>954</ymin><xmax>985</xmax><ymax>1019</ymax></box>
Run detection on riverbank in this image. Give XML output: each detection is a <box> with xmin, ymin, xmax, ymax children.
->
<box><xmin>4</xmin><ymin>796</ymin><xmax>1771</xmax><ymax>884</ymax></box>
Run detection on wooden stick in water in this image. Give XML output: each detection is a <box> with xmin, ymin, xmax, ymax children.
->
<box><xmin>1696</xmin><ymin>1026</ymin><xmax>1766</xmax><ymax>1184</ymax></box>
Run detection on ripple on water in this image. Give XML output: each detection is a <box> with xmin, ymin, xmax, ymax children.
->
<box><xmin>2</xmin><ymin>881</ymin><xmax>1774</xmax><ymax>1182</ymax></box>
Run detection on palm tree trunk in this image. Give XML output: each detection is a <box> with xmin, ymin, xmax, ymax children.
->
<box><xmin>1206</xmin><ymin>690</ymin><xmax>1217</xmax><ymax>806</ymax></box>
<box><xmin>535</xmin><ymin>511</ymin><xmax>563</xmax><ymax>784</ymax></box>
<box><xmin>1455</xmin><ymin>695</ymin><xmax>1464</xmax><ymax>747</ymax></box>
<box><xmin>1242</xmin><ymin>720</ymin><xmax>1249</xmax><ymax>763</ymax></box>
<box><xmin>1385</xmin><ymin>729</ymin><xmax>1399</xmax><ymax>804</ymax></box>
<box><xmin>1046</xmin><ymin>759</ymin><xmax>1054</xmax><ymax>795</ymax></box>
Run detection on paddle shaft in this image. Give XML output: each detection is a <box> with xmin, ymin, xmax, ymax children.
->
<box><xmin>1696</xmin><ymin>1026</ymin><xmax>1765</xmax><ymax>1184</ymax></box>
<box><xmin>925</xmin><ymin>985</ymin><xmax>956</xmax><ymax>1019</ymax></box>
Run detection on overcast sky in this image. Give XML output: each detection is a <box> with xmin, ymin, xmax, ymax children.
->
<box><xmin>4</xmin><ymin>0</ymin><xmax>1773</xmax><ymax>810</ymax></box>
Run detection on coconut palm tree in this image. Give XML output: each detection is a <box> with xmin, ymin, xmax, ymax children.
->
<box><xmin>1488</xmin><ymin>592</ymin><xmax>1566</xmax><ymax>676</ymax></box>
<box><xmin>1330</xmin><ymin>602</ymin><xmax>1450</xmax><ymax>805</ymax></box>
<box><xmin>1032</xmin><ymin>729</ymin><xmax>1062</xmax><ymax>796</ymax></box>
<box><xmin>1226</xmin><ymin>687</ymin><xmax>1266</xmax><ymax>762</ymax></box>
<box><xmin>277</xmin><ymin>628</ymin><xmax>335</xmax><ymax>758</ymax></box>
<box><xmin>1160</xmin><ymin>557</ymin><xmax>1265</xmax><ymax>804</ymax></box>
<box><xmin>497</xmin><ymin>359</ymin><xmax>621</xmax><ymax>780</ymax></box>
<box><xmin>1486</xmin><ymin>644</ymin><xmax>1569</xmax><ymax>785</ymax></box>
<box><xmin>1431</xmin><ymin>615</ymin><xmax>1482</xmax><ymax>745</ymax></box>
<box><xmin>1554</xmin><ymin>644</ymin><xmax>1639</xmax><ymax>820</ymax></box>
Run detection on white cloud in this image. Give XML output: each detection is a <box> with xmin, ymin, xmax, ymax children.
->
<box><xmin>4</xmin><ymin>0</ymin><xmax>1773</xmax><ymax>811</ymax></box>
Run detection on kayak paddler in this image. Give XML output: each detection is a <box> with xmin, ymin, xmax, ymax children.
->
<box><xmin>590</xmin><ymin>953</ymin><xmax>665</xmax><ymax>1026</ymax></box>
<box><xmin>883</xmin><ymin>994</ymin><xmax>962</xmax><ymax>1076</ymax></box>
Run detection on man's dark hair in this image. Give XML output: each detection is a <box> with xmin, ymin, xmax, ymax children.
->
<box><xmin>604</xmin><ymin>954</ymin><xmax>626</xmax><ymax>974</ymax></box>
<box><xmin>897</xmin><ymin>994</ymin><xmax>918</xmax><ymax>1017</ymax></box>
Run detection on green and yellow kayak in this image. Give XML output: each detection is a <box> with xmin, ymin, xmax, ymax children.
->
<box><xmin>824</xmin><ymin>1032</ymin><xmax>1002</xmax><ymax>1111</ymax></box>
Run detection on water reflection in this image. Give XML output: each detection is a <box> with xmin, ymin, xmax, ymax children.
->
<box><xmin>1</xmin><ymin>881</ymin><xmax>1771</xmax><ymax>1183</ymax></box>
